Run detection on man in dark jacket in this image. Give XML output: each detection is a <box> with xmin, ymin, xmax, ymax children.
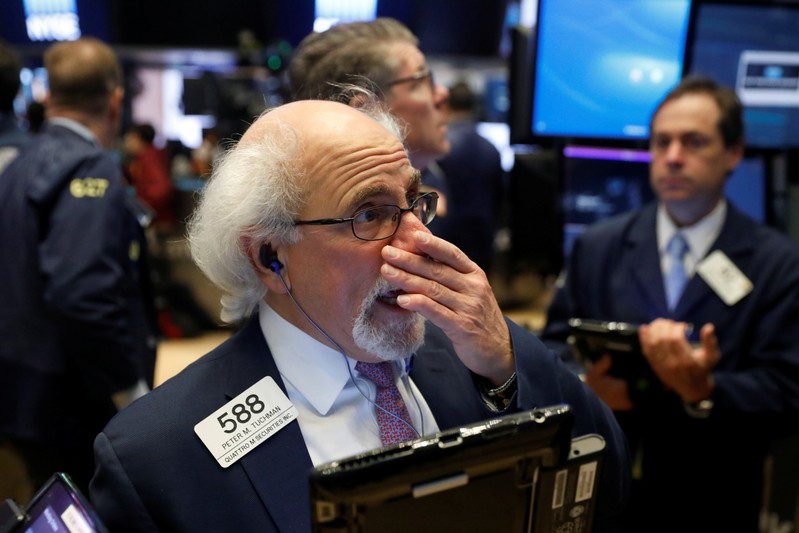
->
<box><xmin>542</xmin><ymin>76</ymin><xmax>799</xmax><ymax>532</ymax></box>
<box><xmin>0</xmin><ymin>37</ymin><xmax>157</xmax><ymax>497</ymax></box>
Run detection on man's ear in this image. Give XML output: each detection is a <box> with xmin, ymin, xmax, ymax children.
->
<box><xmin>258</xmin><ymin>244</ymin><xmax>283</xmax><ymax>273</ymax></box>
<box><xmin>725</xmin><ymin>142</ymin><xmax>745</xmax><ymax>175</ymax></box>
<box><xmin>241</xmin><ymin>236</ymin><xmax>289</xmax><ymax>293</ymax></box>
<box><xmin>109</xmin><ymin>86</ymin><xmax>124</xmax><ymax>123</ymax></box>
<box><xmin>347</xmin><ymin>92</ymin><xmax>370</xmax><ymax>109</ymax></box>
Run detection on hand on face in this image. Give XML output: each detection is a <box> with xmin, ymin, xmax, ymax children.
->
<box><xmin>379</xmin><ymin>230</ymin><xmax>513</xmax><ymax>385</ymax></box>
<box><xmin>638</xmin><ymin>318</ymin><xmax>719</xmax><ymax>403</ymax></box>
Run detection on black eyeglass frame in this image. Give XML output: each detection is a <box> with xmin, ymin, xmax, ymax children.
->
<box><xmin>384</xmin><ymin>69</ymin><xmax>434</xmax><ymax>91</ymax></box>
<box><xmin>293</xmin><ymin>192</ymin><xmax>438</xmax><ymax>242</ymax></box>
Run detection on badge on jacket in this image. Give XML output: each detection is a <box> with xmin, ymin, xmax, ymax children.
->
<box><xmin>696</xmin><ymin>250</ymin><xmax>753</xmax><ymax>306</ymax></box>
<box><xmin>194</xmin><ymin>376</ymin><xmax>298</xmax><ymax>467</ymax></box>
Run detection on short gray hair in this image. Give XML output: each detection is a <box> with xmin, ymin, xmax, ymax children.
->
<box><xmin>289</xmin><ymin>17</ymin><xmax>418</xmax><ymax>101</ymax></box>
<box><xmin>186</xmin><ymin>90</ymin><xmax>405</xmax><ymax>324</ymax></box>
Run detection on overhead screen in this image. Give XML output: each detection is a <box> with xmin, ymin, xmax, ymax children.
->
<box><xmin>684</xmin><ymin>0</ymin><xmax>799</xmax><ymax>150</ymax></box>
<box><xmin>528</xmin><ymin>0</ymin><xmax>692</xmax><ymax>145</ymax></box>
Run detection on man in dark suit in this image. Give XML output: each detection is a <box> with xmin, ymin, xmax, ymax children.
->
<box><xmin>0</xmin><ymin>37</ymin><xmax>156</xmax><ymax>499</ymax></box>
<box><xmin>90</xmin><ymin>96</ymin><xmax>630</xmax><ymax>532</ymax></box>
<box><xmin>541</xmin><ymin>76</ymin><xmax>799</xmax><ymax>532</ymax></box>
<box><xmin>436</xmin><ymin>80</ymin><xmax>505</xmax><ymax>274</ymax></box>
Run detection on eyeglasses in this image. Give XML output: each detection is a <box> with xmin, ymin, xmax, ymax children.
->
<box><xmin>385</xmin><ymin>69</ymin><xmax>435</xmax><ymax>92</ymax></box>
<box><xmin>293</xmin><ymin>192</ymin><xmax>438</xmax><ymax>241</ymax></box>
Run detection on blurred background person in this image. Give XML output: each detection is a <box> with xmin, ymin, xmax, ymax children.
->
<box><xmin>437</xmin><ymin>79</ymin><xmax>504</xmax><ymax>274</ymax></box>
<box><xmin>122</xmin><ymin>122</ymin><xmax>175</xmax><ymax>231</ymax></box>
<box><xmin>540</xmin><ymin>76</ymin><xmax>799</xmax><ymax>533</ymax></box>
<box><xmin>0</xmin><ymin>36</ymin><xmax>34</xmax><ymax>505</ymax></box>
<box><xmin>0</xmin><ymin>39</ymin><xmax>29</xmax><ymax>173</ymax></box>
<box><xmin>191</xmin><ymin>127</ymin><xmax>220</xmax><ymax>178</ymax></box>
<box><xmin>0</xmin><ymin>37</ymin><xmax>157</xmax><ymax>499</ymax></box>
<box><xmin>288</xmin><ymin>17</ymin><xmax>452</xmax><ymax>233</ymax></box>
<box><xmin>122</xmin><ymin>122</ymin><xmax>217</xmax><ymax>339</ymax></box>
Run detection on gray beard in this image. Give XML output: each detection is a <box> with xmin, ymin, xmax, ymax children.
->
<box><xmin>352</xmin><ymin>277</ymin><xmax>426</xmax><ymax>361</ymax></box>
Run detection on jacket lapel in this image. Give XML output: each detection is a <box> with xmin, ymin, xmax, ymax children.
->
<box><xmin>625</xmin><ymin>205</ymin><xmax>670</xmax><ymax>314</ymax></box>
<box><xmin>677</xmin><ymin>205</ymin><xmax>757</xmax><ymax>316</ymax></box>
<box><xmin>223</xmin><ymin>318</ymin><xmax>315</xmax><ymax>531</ymax></box>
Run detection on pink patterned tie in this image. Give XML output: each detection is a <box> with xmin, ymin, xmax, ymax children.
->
<box><xmin>355</xmin><ymin>361</ymin><xmax>417</xmax><ymax>445</ymax></box>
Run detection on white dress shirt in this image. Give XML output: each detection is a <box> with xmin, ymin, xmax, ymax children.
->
<box><xmin>258</xmin><ymin>302</ymin><xmax>440</xmax><ymax>466</ymax></box>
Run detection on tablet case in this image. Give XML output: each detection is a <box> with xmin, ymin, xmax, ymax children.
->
<box><xmin>567</xmin><ymin>318</ymin><xmax>662</xmax><ymax>404</ymax></box>
<box><xmin>310</xmin><ymin>404</ymin><xmax>605</xmax><ymax>533</ymax></box>
<box><xmin>533</xmin><ymin>434</ymin><xmax>606</xmax><ymax>532</ymax></box>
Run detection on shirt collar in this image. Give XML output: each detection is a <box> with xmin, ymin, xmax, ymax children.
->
<box><xmin>657</xmin><ymin>199</ymin><xmax>727</xmax><ymax>260</ymax></box>
<box><xmin>46</xmin><ymin>117</ymin><xmax>101</xmax><ymax>147</ymax></box>
<box><xmin>259</xmin><ymin>302</ymin><xmax>349</xmax><ymax>416</ymax></box>
<box><xmin>257</xmin><ymin>302</ymin><xmax>411</xmax><ymax>416</ymax></box>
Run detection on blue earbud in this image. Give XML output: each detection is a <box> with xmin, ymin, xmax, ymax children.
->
<box><xmin>259</xmin><ymin>245</ymin><xmax>283</xmax><ymax>273</ymax></box>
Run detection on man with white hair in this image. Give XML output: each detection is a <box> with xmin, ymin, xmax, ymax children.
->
<box><xmin>90</xmin><ymin>96</ymin><xmax>630</xmax><ymax>532</ymax></box>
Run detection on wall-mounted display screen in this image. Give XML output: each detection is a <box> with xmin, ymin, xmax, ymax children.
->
<box><xmin>529</xmin><ymin>0</ymin><xmax>692</xmax><ymax>144</ymax></box>
<box><xmin>685</xmin><ymin>0</ymin><xmax>799</xmax><ymax>149</ymax></box>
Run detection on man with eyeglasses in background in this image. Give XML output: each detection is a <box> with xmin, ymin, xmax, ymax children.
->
<box><xmin>288</xmin><ymin>18</ymin><xmax>455</xmax><ymax>239</ymax></box>
<box><xmin>90</xmin><ymin>95</ymin><xmax>630</xmax><ymax>532</ymax></box>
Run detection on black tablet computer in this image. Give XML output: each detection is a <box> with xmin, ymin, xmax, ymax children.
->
<box><xmin>18</xmin><ymin>472</ymin><xmax>108</xmax><ymax>533</ymax></box>
<box><xmin>310</xmin><ymin>404</ymin><xmax>605</xmax><ymax>533</ymax></box>
<box><xmin>567</xmin><ymin>318</ymin><xmax>642</xmax><ymax>363</ymax></box>
<box><xmin>567</xmin><ymin>318</ymin><xmax>663</xmax><ymax>403</ymax></box>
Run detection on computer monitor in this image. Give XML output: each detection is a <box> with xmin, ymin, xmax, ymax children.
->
<box><xmin>684</xmin><ymin>0</ymin><xmax>799</xmax><ymax>150</ymax></box>
<box><xmin>560</xmin><ymin>145</ymin><xmax>769</xmax><ymax>256</ymax></box>
<box><xmin>527</xmin><ymin>0</ymin><xmax>692</xmax><ymax>145</ymax></box>
<box><xmin>561</xmin><ymin>146</ymin><xmax>652</xmax><ymax>256</ymax></box>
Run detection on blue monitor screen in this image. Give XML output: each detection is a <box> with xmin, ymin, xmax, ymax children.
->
<box><xmin>561</xmin><ymin>145</ymin><xmax>767</xmax><ymax>256</ymax></box>
<box><xmin>531</xmin><ymin>0</ymin><xmax>692</xmax><ymax>143</ymax></box>
<box><xmin>685</xmin><ymin>1</ymin><xmax>799</xmax><ymax>149</ymax></box>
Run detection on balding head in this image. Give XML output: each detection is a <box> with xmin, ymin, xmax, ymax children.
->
<box><xmin>187</xmin><ymin>96</ymin><xmax>408</xmax><ymax>323</ymax></box>
<box><xmin>44</xmin><ymin>37</ymin><xmax>122</xmax><ymax>117</ymax></box>
<box><xmin>244</xmin><ymin>93</ymin><xmax>403</xmax><ymax>154</ymax></box>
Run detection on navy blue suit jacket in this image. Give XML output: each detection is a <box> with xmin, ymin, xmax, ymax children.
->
<box><xmin>0</xmin><ymin>123</ymin><xmax>157</xmax><ymax>488</ymax></box>
<box><xmin>91</xmin><ymin>316</ymin><xmax>630</xmax><ymax>532</ymax></box>
<box><xmin>542</xmin><ymin>201</ymin><xmax>799</xmax><ymax>531</ymax></box>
